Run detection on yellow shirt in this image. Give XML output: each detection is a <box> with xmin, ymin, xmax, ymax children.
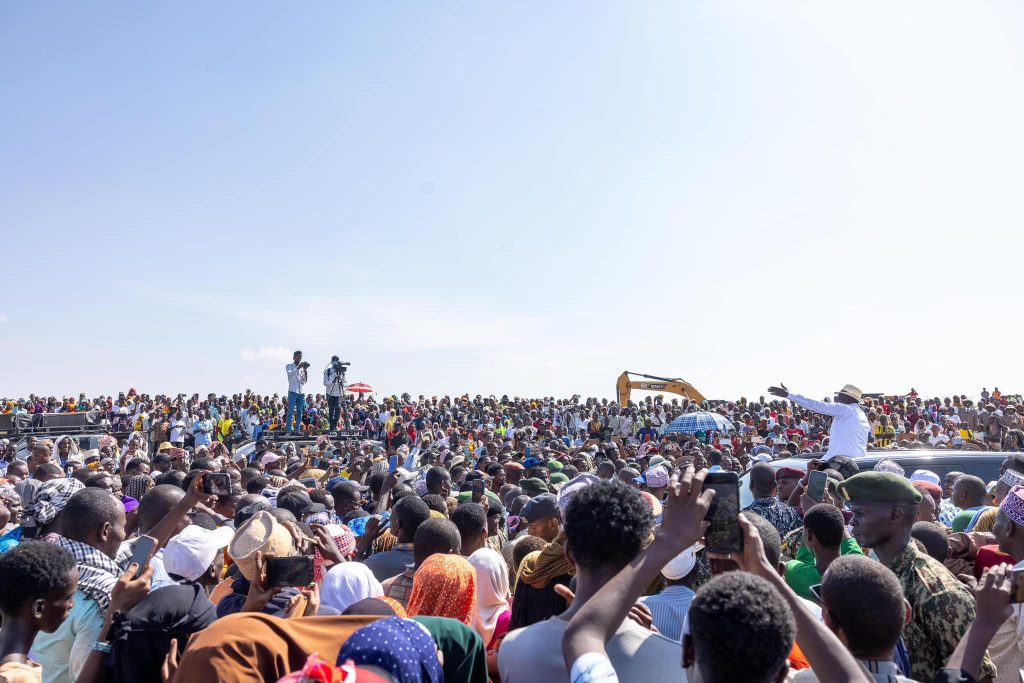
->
<box><xmin>874</xmin><ymin>425</ymin><xmax>895</xmax><ymax>447</ymax></box>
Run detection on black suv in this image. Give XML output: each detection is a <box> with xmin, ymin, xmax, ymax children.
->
<box><xmin>738</xmin><ymin>450</ymin><xmax>1010</xmax><ymax>509</ymax></box>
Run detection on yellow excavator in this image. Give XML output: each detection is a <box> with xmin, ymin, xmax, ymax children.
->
<box><xmin>616</xmin><ymin>371</ymin><xmax>706</xmax><ymax>405</ymax></box>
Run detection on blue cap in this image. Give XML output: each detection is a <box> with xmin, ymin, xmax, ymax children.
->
<box><xmin>523</xmin><ymin>457</ymin><xmax>542</xmax><ymax>469</ymax></box>
<box><xmin>348</xmin><ymin>516</ymin><xmax>370</xmax><ymax>537</ymax></box>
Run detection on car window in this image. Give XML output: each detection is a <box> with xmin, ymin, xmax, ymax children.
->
<box><xmin>738</xmin><ymin>460</ymin><xmax>807</xmax><ymax>509</ymax></box>
<box><xmin>898</xmin><ymin>461</ymin><xmax>1001</xmax><ymax>487</ymax></box>
<box><xmin>739</xmin><ymin>457</ymin><xmax>1003</xmax><ymax>509</ymax></box>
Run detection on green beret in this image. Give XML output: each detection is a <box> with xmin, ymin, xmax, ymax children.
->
<box><xmin>549</xmin><ymin>472</ymin><xmax>569</xmax><ymax>484</ymax></box>
<box><xmin>547</xmin><ymin>460</ymin><xmax>564</xmax><ymax>472</ymax></box>
<box><xmin>456</xmin><ymin>489</ymin><xmax>501</xmax><ymax>505</ymax></box>
<box><xmin>838</xmin><ymin>472</ymin><xmax>922</xmax><ymax>505</ymax></box>
<box><xmin>520</xmin><ymin>477</ymin><xmax>550</xmax><ymax>495</ymax></box>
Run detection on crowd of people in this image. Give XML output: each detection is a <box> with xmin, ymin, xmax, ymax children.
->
<box><xmin>4</xmin><ymin>378</ymin><xmax>1024</xmax><ymax>459</ymax></box>
<box><xmin>0</xmin><ymin>375</ymin><xmax>1022</xmax><ymax>683</ymax></box>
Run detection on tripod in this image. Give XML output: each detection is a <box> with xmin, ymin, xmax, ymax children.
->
<box><xmin>327</xmin><ymin>367</ymin><xmax>352</xmax><ymax>431</ymax></box>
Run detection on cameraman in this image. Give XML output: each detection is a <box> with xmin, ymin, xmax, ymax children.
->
<box><xmin>285</xmin><ymin>350</ymin><xmax>310</xmax><ymax>433</ymax></box>
<box><xmin>323</xmin><ymin>355</ymin><xmax>346</xmax><ymax>431</ymax></box>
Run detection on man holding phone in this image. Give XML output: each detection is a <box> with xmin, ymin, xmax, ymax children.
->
<box><xmin>768</xmin><ymin>383</ymin><xmax>869</xmax><ymax>461</ymax></box>
<box><xmin>285</xmin><ymin>350</ymin><xmax>309</xmax><ymax>433</ymax></box>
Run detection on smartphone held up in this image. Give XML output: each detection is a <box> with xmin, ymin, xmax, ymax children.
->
<box><xmin>128</xmin><ymin>535</ymin><xmax>158</xmax><ymax>579</ymax></box>
<box><xmin>265</xmin><ymin>556</ymin><xmax>315</xmax><ymax>588</ymax></box>
<box><xmin>702</xmin><ymin>471</ymin><xmax>743</xmax><ymax>554</ymax></box>
<box><xmin>203</xmin><ymin>473</ymin><xmax>232</xmax><ymax>496</ymax></box>
<box><xmin>806</xmin><ymin>470</ymin><xmax>828</xmax><ymax>503</ymax></box>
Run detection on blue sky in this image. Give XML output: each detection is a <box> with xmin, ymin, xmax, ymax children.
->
<box><xmin>3</xmin><ymin>1</ymin><xmax>1023</xmax><ymax>401</ymax></box>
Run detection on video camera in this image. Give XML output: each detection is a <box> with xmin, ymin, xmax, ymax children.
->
<box><xmin>331</xmin><ymin>359</ymin><xmax>351</xmax><ymax>374</ymax></box>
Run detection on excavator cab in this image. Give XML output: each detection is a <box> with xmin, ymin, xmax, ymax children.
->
<box><xmin>616</xmin><ymin>371</ymin><xmax>705</xmax><ymax>406</ymax></box>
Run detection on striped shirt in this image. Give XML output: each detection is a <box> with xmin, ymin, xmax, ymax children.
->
<box><xmin>638</xmin><ymin>585</ymin><xmax>695</xmax><ymax>642</ymax></box>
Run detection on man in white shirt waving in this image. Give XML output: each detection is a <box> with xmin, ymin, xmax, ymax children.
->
<box><xmin>285</xmin><ymin>350</ymin><xmax>309</xmax><ymax>433</ymax></box>
<box><xmin>768</xmin><ymin>383</ymin><xmax>869</xmax><ymax>460</ymax></box>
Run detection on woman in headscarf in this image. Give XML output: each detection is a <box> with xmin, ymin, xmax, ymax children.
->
<box><xmin>174</xmin><ymin>612</ymin><xmax>381</xmax><ymax>683</ymax></box>
<box><xmin>0</xmin><ymin>484</ymin><xmax>23</xmax><ymax>552</ymax></box>
<box><xmin>467</xmin><ymin>547</ymin><xmax>511</xmax><ymax>650</ymax></box>
<box><xmin>320</xmin><ymin>562</ymin><xmax>383</xmax><ymax>614</ymax></box>
<box><xmin>336</xmin><ymin>617</ymin><xmax>443</xmax><ymax>683</ymax></box>
<box><xmin>407</xmin><ymin>553</ymin><xmax>477</xmax><ymax>625</ymax></box>
<box><xmin>22</xmin><ymin>478</ymin><xmax>85</xmax><ymax>540</ymax></box>
<box><xmin>120</xmin><ymin>432</ymin><xmax>149</xmax><ymax>468</ymax></box>
<box><xmin>52</xmin><ymin>435</ymin><xmax>79</xmax><ymax>465</ymax></box>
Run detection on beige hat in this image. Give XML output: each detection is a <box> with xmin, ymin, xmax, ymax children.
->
<box><xmin>228</xmin><ymin>510</ymin><xmax>294</xmax><ymax>581</ymax></box>
<box><xmin>836</xmin><ymin>384</ymin><xmax>863</xmax><ymax>403</ymax></box>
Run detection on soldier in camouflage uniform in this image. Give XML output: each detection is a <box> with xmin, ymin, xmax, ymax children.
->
<box><xmin>839</xmin><ymin>471</ymin><xmax>995</xmax><ymax>682</ymax></box>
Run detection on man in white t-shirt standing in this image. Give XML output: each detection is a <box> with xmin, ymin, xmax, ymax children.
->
<box><xmin>285</xmin><ymin>350</ymin><xmax>309</xmax><ymax>433</ymax></box>
<box><xmin>169</xmin><ymin>411</ymin><xmax>186</xmax><ymax>448</ymax></box>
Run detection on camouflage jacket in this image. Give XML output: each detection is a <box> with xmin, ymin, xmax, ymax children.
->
<box><xmin>886</xmin><ymin>541</ymin><xmax>995</xmax><ymax>681</ymax></box>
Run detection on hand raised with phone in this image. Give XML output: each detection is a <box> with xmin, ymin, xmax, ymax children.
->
<box><xmin>654</xmin><ymin>467</ymin><xmax>714</xmax><ymax>554</ymax></box>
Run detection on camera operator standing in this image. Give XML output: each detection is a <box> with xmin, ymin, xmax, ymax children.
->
<box><xmin>285</xmin><ymin>350</ymin><xmax>310</xmax><ymax>433</ymax></box>
<box><xmin>323</xmin><ymin>355</ymin><xmax>350</xmax><ymax>431</ymax></box>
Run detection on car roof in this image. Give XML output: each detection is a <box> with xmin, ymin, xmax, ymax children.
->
<box><xmin>778</xmin><ymin>450</ymin><xmax>1008</xmax><ymax>466</ymax></box>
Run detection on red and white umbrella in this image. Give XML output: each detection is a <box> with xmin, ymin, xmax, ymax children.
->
<box><xmin>347</xmin><ymin>383</ymin><xmax>375</xmax><ymax>395</ymax></box>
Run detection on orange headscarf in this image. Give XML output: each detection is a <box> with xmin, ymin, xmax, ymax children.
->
<box><xmin>407</xmin><ymin>553</ymin><xmax>477</xmax><ymax>624</ymax></box>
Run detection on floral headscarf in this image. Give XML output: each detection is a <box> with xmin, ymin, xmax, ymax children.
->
<box><xmin>408</xmin><ymin>553</ymin><xmax>477</xmax><ymax>624</ymax></box>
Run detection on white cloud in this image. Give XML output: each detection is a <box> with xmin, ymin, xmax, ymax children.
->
<box><xmin>240</xmin><ymin>346</ymin><xmax>292</xmax><ymax>363</ymax></box>
<box><xmin>0</xmin><ymin>314</ymin><xmax>8</xmax><ymax>323</ymax></box>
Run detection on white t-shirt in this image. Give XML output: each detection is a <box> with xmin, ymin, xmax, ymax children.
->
<box><xmin>169</xmin><ymin>419</ymin><xmax>185</xmax><ymax>443</ymax></box>
<box><xmin>498</xmin><ymin>616</ymin><xmax>682</xmax><ymax>683</ymax></box>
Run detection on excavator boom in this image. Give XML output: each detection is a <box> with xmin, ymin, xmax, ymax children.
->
<box><xmin>616</xmin><ymin>371</ymin><xmax>706</xmax><ymax>405</ymax></box>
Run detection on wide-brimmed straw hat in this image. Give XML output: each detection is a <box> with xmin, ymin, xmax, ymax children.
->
<box><xmin>836</xmin><ymin>384</ymin><xmax>863</xmax><ymax>403</ymax></box>
<box><xmin>228</xmin><ymin>510</ymin><xmax>294</xmax><ymax>581</ymax></box>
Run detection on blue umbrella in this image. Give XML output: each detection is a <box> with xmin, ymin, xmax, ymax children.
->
<box><xmin>665</xmin><ymin>411</ymin><xmax>735</xmax><ymax>434</ymax></box>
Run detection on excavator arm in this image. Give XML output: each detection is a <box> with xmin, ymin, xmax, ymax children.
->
<box><xmin>616</xmin><ymin>371</ymin><xmax>706</xmax><ymax>406</ymax></box>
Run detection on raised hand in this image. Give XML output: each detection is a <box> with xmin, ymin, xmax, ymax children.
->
<box><xmin>656</xmin><ymin>466</ymin><xmax>714</xmax><ymax>553</ymax></box>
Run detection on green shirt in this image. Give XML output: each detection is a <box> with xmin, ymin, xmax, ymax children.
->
<box><xmin>784</xmin><ymin>537</ymin><xmax>863</xmax><ymax>601</ymax></box>
<box><xmin>951</xmin><ymin>508</ymin><xmax>981</xmax><ymax>532</ymax></box>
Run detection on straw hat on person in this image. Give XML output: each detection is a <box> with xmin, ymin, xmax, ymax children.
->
<box><xmin>836</xmin><ymin>384</ymin><xmax>863</xmax><ymax>403</ymax></box>
<box><xmin>228</xmin><ymin>510</ymin><xmax>294</xmax><ymax>581</ymax></box>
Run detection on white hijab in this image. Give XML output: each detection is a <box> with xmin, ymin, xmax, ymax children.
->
<box><xmin>320</xmin><ymin>562</ymin><xmax>383</xmax><ymax>614</ymax></box>
<box><xmin>468</xmin><ymin>547</ymin><xmax>511</xmax><ymax>645</ymax></box>
<box><xmin>52</xmin><ymin>435</ymin><xmax>79</xmax><ymax>461</ymax></box>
